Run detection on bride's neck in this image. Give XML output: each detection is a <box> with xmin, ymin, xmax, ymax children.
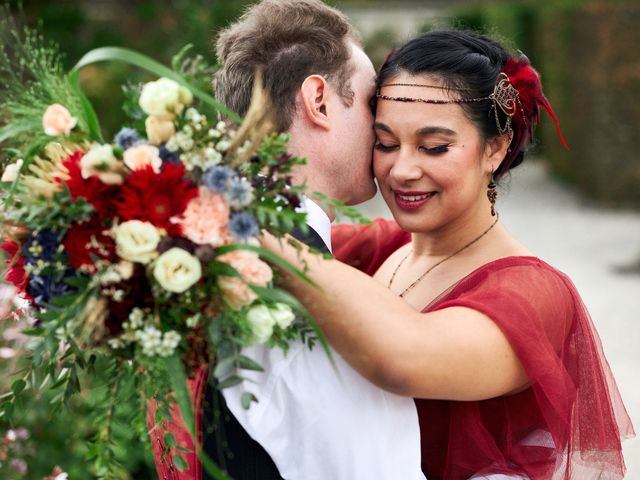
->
<box><xmin>409</xmin><ymin>210</ymin><xmax>498</xmax><ymax>259</ymax></box>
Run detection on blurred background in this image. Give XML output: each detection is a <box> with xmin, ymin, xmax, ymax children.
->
<box><xmin>1</xmin><ymin>0</ymin><xmax>639</xmax><ymax>478</ymax></box>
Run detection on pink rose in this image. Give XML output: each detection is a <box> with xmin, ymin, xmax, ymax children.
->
<box><xmin>42</xmin><ymin>104</ymin><xmax>77</xmax><ymax>136</ymax></box>
<box><xmin>123</xmin><ymin>145</ymin><xmax>162</xmax><ymax>173</ymax></box>
<box><xmin>217</xmin><ymin>250</ymin><xmax>273</xmax><ymax>310</ymax></box>
<box><xmin>175</xmin><ymin>187</ymin><xmax>232</xmax><ymax>247</ymax></box>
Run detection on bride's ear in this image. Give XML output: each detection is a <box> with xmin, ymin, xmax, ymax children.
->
<box><xmin>298</xmin><ymin>75</ymin><xmax>331</xmax><ymax>130</ymax></box>
<box><xmin>483</xmin><ymin>133</ymin><xmax>511</xmax><ymax>171</ymax></box>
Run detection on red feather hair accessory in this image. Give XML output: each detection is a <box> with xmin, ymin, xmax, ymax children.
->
<box><xmin>501</xmin><ymin>55</ymin><xmax>569</xmax><ymax>168</ymax></box>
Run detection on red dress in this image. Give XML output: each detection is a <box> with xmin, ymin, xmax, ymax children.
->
<box><xmin>332</xmin><ymin>219</ymin><xmax>634</xmax><ymax>480</ymax></box>
<box><xmin>147</xmin><ymin>366</ymin><xmax>207</xmax><ymax>480</ymax></box>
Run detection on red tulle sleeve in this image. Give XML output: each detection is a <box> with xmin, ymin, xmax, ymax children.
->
<box><xmin>417</xmin><ymin>257</ymin><xmax>634</xmax><ymax>479</ymax></box>
<box><xmin>331</xmin><ymin>218</ymin><xmax>410</xmax><ymax>275</ymax></box>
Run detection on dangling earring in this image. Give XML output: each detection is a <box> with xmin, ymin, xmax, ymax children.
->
<box><xmin>487</xmin><ymin>172</ymin><xmax>497</xmax><ymax>217</ymax></box>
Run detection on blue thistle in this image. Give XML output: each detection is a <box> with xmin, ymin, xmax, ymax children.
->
<box><xmin>22</xmin><ymin>229</ymin><xmax>61</xmax><ymax>265</ymax></box>
<box><xmin>224</xmin><ymin>177</ymin><xmax>254</xmax><ymax>209</ymax></box>
<box><xmin>114</xmin><ymin>127</ymin><xmax>140</xmax><ymax>150</ymax></box>
<box><xmin>229</xmin><ymin>212</ymin><xmax>259</xmax><ymax>241</ymax></box>
<box><xmin>159</xmin><ymin>144</ymin><xmax>180</xmax><ymax>164</ymax></box>
<box><xmin>202</xmin><ymin>166</ymin><xmax>236</xmax><ymax>193</ymax></box>
<box><xmin>27</xmin><ymin>268</ymin><xmax>76</xmax><ymax>307</ymax></box>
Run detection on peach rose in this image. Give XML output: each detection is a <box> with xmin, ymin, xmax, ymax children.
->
<box><xmin>1</xmin><ymin>159</ymin><xmax>23</xmax><ymax>182</ymax></box>
<box><xmin>145</xmin><ymin>115</ymin><xmax>175</xmax><ymax>144</ymax></box>
<box><xmin>42</xmin><ymin>104</ymin><xmax>77</xmax><ymax>136</ymax></box>
<box><xmin>217</xmin><ymin>250</ymin><xmax>273</xmax><ymax>310</ymax></box>
<box><xmin>123</xmin><ymin>144</ymin><xmax>162</xmax><ymax>173</ymax></box>
<box><xmin>176</xmin><ymin>186</ymin><xmax>232</xmax><ymax>247</ymax></box>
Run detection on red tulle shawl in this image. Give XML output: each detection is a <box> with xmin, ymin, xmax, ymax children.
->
<box><xmin>333</xmin><ymin>219</ymin><xmax>634</xmax><ymax>480</ymax></box>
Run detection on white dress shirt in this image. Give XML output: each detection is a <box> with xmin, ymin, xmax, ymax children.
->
<box><xmin>223</xmin><ymin>198</ymin><xmax>425</xmax><ymax>480</ymax></box>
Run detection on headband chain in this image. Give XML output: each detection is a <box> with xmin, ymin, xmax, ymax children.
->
<box><xmin>376</xmin><ymin>71</ymin><xmax>526</xmax><ymax>137</ymax></box>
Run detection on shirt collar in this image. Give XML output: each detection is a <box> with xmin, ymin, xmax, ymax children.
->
<box><xmin>298</xmin><ymin>197</ymin><xmax>332</xmax><ymax>252</ymax></box>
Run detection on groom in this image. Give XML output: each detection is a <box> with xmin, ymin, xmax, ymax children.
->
<box><xmin>200</xmin><ymin>1</ymin><xmax>424</xmax><ymax>478</ymax></box>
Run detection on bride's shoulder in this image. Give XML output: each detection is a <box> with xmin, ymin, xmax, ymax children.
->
<box><xmin>332</xmin><ymin>218</ymin><xmax>411</xmax><ymax>275</ymax></box>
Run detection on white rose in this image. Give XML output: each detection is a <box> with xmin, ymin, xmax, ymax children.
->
<box><xmin>139</xmin><ymin>77</ymin><xmax>193</xmax><ymax>117</ymax></box>
<box><xmin>270</xmin><ymin>303</ymin><xmax>296</xmax><ymax>330</ymax></box>
<box><xmin>113</xmin><ymin>220</ymin><xmax>161</xmax><ymax>264</ymax></box>
<box><xmin>1</xmin><ymin>159</ymin><xmax>23</xmax><ymax>182</ymax></box>
<box><xmin>246</xmin><ymin>304</ymin><xmax>276</xmax><ymax>345</ymax></box>
<box><xmin>145</xmin><ymin>115</ymin><xmax>176</xmax><ymax>145</ymax></box>
<box><xmin>153</xmin><ymin>247</ymin><xmax>201</xmax><ymax>293</ymax></box>
<box><xmin>123</xmin><ymin>144</ymin><xmax>162</xmax><ymax>173</ymax></box>
<box><xmin>80</xmin><ymin>144</ymin><xmax>125</xmax><ymax>185</ymax></box>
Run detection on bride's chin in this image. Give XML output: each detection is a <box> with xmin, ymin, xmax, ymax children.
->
<box><xmin>389</xmin><ymin>212</ymin><xmax>426</xmax><ymax>233</ymax></box>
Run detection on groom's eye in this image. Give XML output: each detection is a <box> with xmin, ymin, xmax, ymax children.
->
<box><xmin>374</xmin><ymin>142</ymin><xmax>398</xmax><ymax>152</ymax></box>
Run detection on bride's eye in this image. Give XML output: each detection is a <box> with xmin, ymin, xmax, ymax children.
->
<box><xmin>374</xmin><ymin>142</ymin><xmax>398</xmax><ymax>152</ymax></box>
<box><xmin>420</xmin><ymin>144</ymin><xmax>450</xmax><ymax>155</ymax></box>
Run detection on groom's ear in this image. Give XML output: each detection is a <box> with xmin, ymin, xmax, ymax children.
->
<box><xmin>298</xmin><ymin>75</ymin><xmax>331</xmax><ymax>131</ymax></box>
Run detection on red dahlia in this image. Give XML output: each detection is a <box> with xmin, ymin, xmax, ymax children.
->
<box><xmin>62</xmin><ymin>219</ymin><xmax>115</xmax><ymax>272</ymax></box>
<box><xmin>62</xmin><ymin>151</ymin><xmax>120</xmax><ymax>220</ymax></box>
<box><xmin>1</xmin><ymin>239</ymin><xmax>28</xmax><ymax>295</ymax></box>
<box><xmin>115</xmin><ymin>163</ymin><xmax>197</xmax><ymax>235</ymax></box>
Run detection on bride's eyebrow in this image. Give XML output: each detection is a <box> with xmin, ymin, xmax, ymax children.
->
<box><xmin>415</xmin><ymin>126</ymin><xmax>457</xmax><ymax>137</ymax></box>
<box><xmin>373</xmin><ymin>122</ymin><xmax>393</xmax><ymax>133</ymax></box>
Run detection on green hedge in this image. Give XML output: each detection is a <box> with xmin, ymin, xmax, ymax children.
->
<box><xmin>451</xmin><ymin>0</ymin><xmax>640</xmax><ymax>207</ymax></box>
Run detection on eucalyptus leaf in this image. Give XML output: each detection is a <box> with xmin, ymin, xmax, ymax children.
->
<box><xmin>213</xmin><ymin>356</ymin><xmax>235</xmax><ymax>380</ymax></box>
<box><xmin>172</xmin><ymin>453</ymin><xmax>189</xmax><ymax>472</ymax></box>
<box><xmin>217</xmin><ymin>375</ymin><xmax>243</xmax><ymax>390</ymax></box>
<box><xmin>164</xmin><ymin>432</ymin><xmax>178</xmax><ymax>449</ymax></box>
<box><xmin>235</xmin><ymin>355</ymin><xmax>265</xmax><ymax>372</ymax></box>
<box><xmin>241</xmin><ymin>391</ymin><xmax>258</xmax><ymax>410</ymax></box>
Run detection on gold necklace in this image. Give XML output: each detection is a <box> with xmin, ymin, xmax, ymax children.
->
<box><xmin>388</xmin><ymin>215</ymin><xmax>499</xmax><ymax>298</ymax></box>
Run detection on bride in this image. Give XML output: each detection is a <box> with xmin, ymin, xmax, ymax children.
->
<box><xmin>262</xmin><ymin>29</ymin><xmax>634</xmax><ymax>479</ymax></box>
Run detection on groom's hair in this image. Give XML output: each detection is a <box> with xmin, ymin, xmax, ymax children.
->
<box><xmin>214</xmin><ymin>0</ymin><xmax>360</xmax><ymax>131</ymax></box>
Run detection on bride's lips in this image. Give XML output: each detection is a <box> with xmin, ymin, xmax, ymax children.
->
<box><xmin>393</xmin><ymin>190</ymin><xmax>436</xmax><ymax>210</ymax></box>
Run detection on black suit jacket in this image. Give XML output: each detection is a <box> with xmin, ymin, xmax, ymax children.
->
<box><xmin>202</xmin><ymin>226</ymin><xmax>330</xmax><ymax>480</ymax></box>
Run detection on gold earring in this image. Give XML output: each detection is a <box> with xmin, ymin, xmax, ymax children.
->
<box><xmin>487</xmin><ymin>173</ymin><xmax>497</xmax><ymax>217</ymax></box>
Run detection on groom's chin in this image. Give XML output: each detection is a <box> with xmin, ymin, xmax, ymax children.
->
<box><xmin>346</xmin><ymin>181</ymin><xmax>378</xmax><ymax>206</ymax></box>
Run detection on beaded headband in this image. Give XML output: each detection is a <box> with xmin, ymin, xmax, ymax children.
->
<box><xmin>376</xmin><ymin>72</ymin><xmax>524</xmax><ymax>137</ymax></box>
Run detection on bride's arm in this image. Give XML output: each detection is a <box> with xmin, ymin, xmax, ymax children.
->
<box><xmin>264</xmin><ymin>234</ymin><xmax>528</xmax><ymax>401</ymax></box>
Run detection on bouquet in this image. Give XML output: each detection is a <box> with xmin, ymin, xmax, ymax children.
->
<box><xmin>0</xmin><ymin>11</ymin><xmax>364</xmax><ymax>478</ymax></box>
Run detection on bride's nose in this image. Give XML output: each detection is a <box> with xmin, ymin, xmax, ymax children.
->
<box><xmin>389</xmin><ymin>148</ymin><xmax>423</xmax><ymax>183</ymax></box>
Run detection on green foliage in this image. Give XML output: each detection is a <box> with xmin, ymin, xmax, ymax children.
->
<box><xmin>8</xmin><ymin>0</ymin><xmax>252</xmax><ymax>136</ymax></box>
<box><xmin>0</xmin><ymin>8</ymin><xmax>87</xmax><ymax>156</ymax></box>
<box><xmin>3</xmin><ymin>184</ymin><xmax>95</xmax><ymax>232</ymax></box>
<box><xmin>309</xmin><ymin>191</ymin><xmax>372</xmax><ymax>225</ymax></box>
